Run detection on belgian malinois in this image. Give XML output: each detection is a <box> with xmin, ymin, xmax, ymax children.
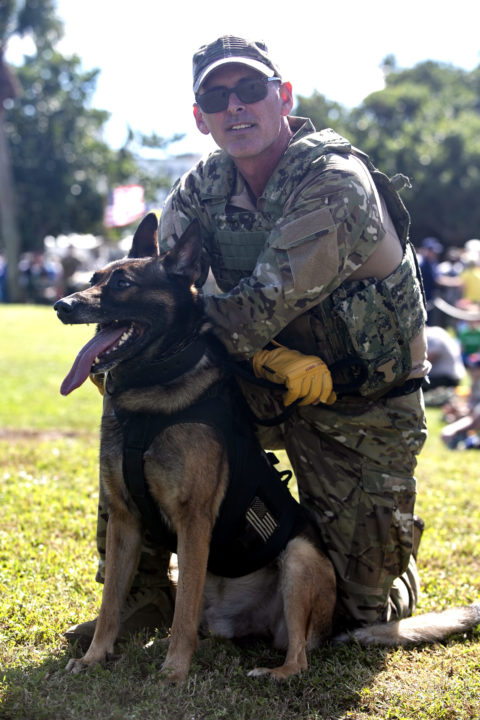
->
<box><xmin>55</xmin><ymin>212</ymin><xmax>480</xmax><ymax>682</ymax></box>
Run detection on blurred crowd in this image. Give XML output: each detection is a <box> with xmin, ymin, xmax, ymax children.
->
<box><xmin>417</xmin><ymin>237</ymin><xmax>480</xmax><ymax>450</ymax></box>
<box><xmin>0</xmin><ymin>235</ymin><xmax>128</xmax><ymax>304</ymax></box>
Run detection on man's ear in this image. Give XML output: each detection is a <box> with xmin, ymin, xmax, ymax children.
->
<box><xmin>279</xmin><ymin>81</ymin><xmax>294</xmax><ymax>117</ymax></box>
<box><xmin>193</xmin><ymin>104</ymin><xmax>211</xmax><ymax>135</ymax></box>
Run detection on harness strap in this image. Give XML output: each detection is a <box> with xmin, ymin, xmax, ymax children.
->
<box><xmin>121</xmin><ymin>412</ymin><xmax>177</xmax><ymax>549</ymax></box>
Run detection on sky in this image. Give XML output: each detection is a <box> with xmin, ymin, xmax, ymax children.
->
<box><xmin>6</xmin><ymin>0</ymin><xmax>480</xmax><ymax>157</ymax></box>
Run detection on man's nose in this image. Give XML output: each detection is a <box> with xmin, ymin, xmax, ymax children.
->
<box><xmin>226</xmin><ymin>91</ymin><xmax>245</xmax><ymax>112</ymax></box>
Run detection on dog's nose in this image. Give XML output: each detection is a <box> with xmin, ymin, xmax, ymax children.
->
<box><xmin>54</xmin><ymin>297</ymin><xmax>76</xmax><ymax>314</ymax></box>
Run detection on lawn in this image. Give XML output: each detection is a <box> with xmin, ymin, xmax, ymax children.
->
<box><xmin>1</xmin><ymin>305</ymin><xmax>479</xmax><ymax>720</ymax></box>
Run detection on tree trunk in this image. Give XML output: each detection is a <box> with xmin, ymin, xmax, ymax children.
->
<box><xmin>0</xmin><ymin>112</ymin><xmax>21</xmax><ymax>302</ymax></box>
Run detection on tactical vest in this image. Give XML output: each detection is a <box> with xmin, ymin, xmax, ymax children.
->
<box><xmin>198</xmin><ymin>126</ymin><xmax>426</xmax><ymax>398</ymax></box>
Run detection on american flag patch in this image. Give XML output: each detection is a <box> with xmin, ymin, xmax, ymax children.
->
<box><xmin>245</xmin><ymin>497</ymin><xmax>278</xmax><ymax>541</ymax></box>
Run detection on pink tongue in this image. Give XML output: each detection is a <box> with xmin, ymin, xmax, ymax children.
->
<box><xmin>60</xmin><ymin>326</ymin><xmax>127</xmax><ymax>396</ymax></box>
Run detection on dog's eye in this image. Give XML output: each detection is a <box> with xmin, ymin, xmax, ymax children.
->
<box><xmin>112</xmin><ymin>276</ymin><xmax>132</xmax><ymax>290</ymax></box>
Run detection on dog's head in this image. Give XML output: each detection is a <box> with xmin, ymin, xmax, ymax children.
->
<box><xmin>54</xmin><ymin>213</ymin><xmax>204</xmax><ymax>395</ymax></box>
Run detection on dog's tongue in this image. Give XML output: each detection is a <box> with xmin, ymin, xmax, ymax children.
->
<box><xmin>60</xmin><ymin>325</ymin><xmax>126</xmax><ymax>396</ymax></box>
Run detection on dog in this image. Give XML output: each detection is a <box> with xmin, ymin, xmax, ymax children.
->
<box><xmin>55</xmin><ymin>212</ymin><xmax>480</xmax><ymax>682</ymax></box>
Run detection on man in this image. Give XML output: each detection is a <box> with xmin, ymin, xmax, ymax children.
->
<box><xmin>67</xmin><ymin>36</ymin><xmax>429</xmax><ymax>647</ymax></box>
<box><xmin>417</xmin><ymin>236</ymin><xmax>446</xmax><ymax>325</ymax></box>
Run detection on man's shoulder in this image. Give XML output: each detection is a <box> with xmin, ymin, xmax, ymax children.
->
<box><xmin>263</xmin><ymin>125</ymin><xmax>358</xmax><ymax>204</ymax></box>
<box><xmin>279</xmin><ymin>125</ymin><xmax>353</xmax><ymax>177</ymax></box>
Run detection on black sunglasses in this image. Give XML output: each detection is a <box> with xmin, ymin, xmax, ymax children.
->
<box><xmin>195</xmin><ymin>76</ymin><xmax>281</xmax><ymax>114</ymax></box>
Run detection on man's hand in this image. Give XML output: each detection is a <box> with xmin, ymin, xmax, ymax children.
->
<box><xmin>252</xmin><ymin>343</ymin><xmax>336</xmax><ymax>406</ymax></box>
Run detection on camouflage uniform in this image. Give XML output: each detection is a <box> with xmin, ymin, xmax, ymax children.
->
<box><xmin>97</xmin><ymin>117</ymin><xmax>429</xmax><ymax>626</ymax></box>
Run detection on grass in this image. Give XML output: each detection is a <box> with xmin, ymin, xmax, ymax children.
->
<box><xmin>1</xmin><ymin>304</ymin><xmax>479</xmax><ymax>720</ymax></box>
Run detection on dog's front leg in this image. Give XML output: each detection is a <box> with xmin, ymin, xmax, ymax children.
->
<box><xmin>160</xmin><ymin>520</ymin><xmax>210</xmax><ymax>683</ymax></box>
<box><xmin>66</xmin><ymin>509</ymin><xmax>141</xmax><ymax>673</ymax></box>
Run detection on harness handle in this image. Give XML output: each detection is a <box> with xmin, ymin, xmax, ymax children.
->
<box><xmin>225</xmin><ymin>355</ymin><xmax>369</xmax><ymax>426</ymax></box>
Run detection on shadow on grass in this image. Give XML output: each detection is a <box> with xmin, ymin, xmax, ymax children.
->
<box><xmin>0</xmin><ymin>634</ymin><xmax>392</xmax><ymax>720</ymax></box>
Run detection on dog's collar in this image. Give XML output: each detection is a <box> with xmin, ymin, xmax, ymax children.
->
<box><xmin>105</xmin><ymin>336</ymin><xmax>209</xmax><ymax>394</ymax></box>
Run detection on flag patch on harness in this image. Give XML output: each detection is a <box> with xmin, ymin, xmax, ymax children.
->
<box><xmin>246</xmin><ymin>496</ymin><xmax>278</xmax><ymax>541</ymax></box>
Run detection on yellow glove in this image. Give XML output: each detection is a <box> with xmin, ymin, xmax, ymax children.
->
<box><xmin>252</xmin><ymin>343</ymin><xmax>336</xmax><ymax>406</ymax></box>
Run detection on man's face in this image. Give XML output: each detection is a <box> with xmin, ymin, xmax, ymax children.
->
<box><xmin>193</xmin><ymin>64</ymin><xmax>293</xmax><ymax>160</ymax></box>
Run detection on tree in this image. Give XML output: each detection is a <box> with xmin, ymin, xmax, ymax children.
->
<box><xmin>6</xmin><ymin>49</ymin><xmax>118</xmax><ymax>247</ymax></box>
<box><xmin>2</xmin><ymin>3</ymin><xmax>184</xmax><ymax>299</ymax></box>
<box><xmin>348</xmin><ymin>61</ymin><xmax>480</xmax><ymax>245</ymax></box>
<box><xmin>294</xmin><ymin>91</ymin><xmax>351</xmax><ymax>138</ymax></box>
<box><xmin>0</xmin><ymin>0</ymin><xmax>63</xmax><ymax>301</ymax></box>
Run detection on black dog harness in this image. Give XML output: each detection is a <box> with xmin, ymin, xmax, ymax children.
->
<box><xmin>111</xmin><ymin>379</ymin><xmax>307</xmax><ymax>578</ymax></box>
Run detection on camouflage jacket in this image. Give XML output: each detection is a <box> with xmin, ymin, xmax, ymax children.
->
<box><xmin>160</xmin><ymin>117</ymin><xmax>428</xmax><ymax>398</ymax></box>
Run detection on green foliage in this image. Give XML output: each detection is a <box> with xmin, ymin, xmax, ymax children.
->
<box><xmin>0</xmin><ymin>305</ymin><xmax>479</xmax><ymax>719</ymax></box>
<box><xmin>3</xmin><ymin>44</ymin><xmax>182</xmax><ymax>251</ymax></box>
<box><xmin>350</xmin><ymin>62</ymin><xmax>480</xmax><ymax>244</ymax></box>
<box><xmin>14</xmin><ymin>0</ymin><xmax>63</xmax><ymax>49</ymax></box>
<box><xmin>294</xmin><ymin>90</ymin><xmax>351</xmax><ymax>138</ymax></box>
<box><xmin>5</xmin><ymin>50</ymin><xmax>114</xmax><ymax>247</ymax></box>
<box><xmin>0</xmin><ymin>0</ymin><xmax>62</xmax><ymax>46</ymax></box>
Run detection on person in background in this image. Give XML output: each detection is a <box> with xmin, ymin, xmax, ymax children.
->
<box><xmin>441</xmin><ymin>353</ymin><xmax>480</xmax><ymax>449</ymax></box>
<box><xmin>424</xmin><ymin>325</ymin><xmax>465</xmax><ymax>392</ymax></box>
<box><xmin>417</xmin><ymin>236</ymin><xmax>443</xmax><ymax>324</ymax></box>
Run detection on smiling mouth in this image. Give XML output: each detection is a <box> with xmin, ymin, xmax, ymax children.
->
<box><xmin>229</xmin><ymin>122</ymin><xmax>255</xmax><ymax>131</ymax></box>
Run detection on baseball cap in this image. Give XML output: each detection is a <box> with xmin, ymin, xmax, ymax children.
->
<box><xmin>192</xmin><ymin>36</ymin><xmax>281</xmax><ymax>93</ymax></box>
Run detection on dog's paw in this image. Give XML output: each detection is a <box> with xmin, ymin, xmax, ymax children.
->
<box><xmin>247</xmin><ymin>664</ymin><xmax>303</xmax><ymax>681</ymax></box>
<box><xmin>247</xmin><ymin>666</ymin><xmax>272</xmax><ymax>678</ymax></box>
<box><xmin>65</xmin><ymin>658</ymin><xmax>89</xmax><ymax>674</ymax></box>
<box><xmin>159</xmin><ymin>663</ymin><xmax>188</xmax><ymax>683</ymax></box>
<box><xmin>65</xmin><ymin>650</ymin><xmax>112</xmax><ymax>674</ymax></box>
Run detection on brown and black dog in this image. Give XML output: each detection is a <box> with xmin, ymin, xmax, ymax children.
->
<box><xmin>55</xmin><ymin>212</ymin><xmax>479</xmax><ymax>682</ymax></box>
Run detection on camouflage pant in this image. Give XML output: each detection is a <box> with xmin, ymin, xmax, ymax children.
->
<box><xmin>241</xmin><ymin>382</ymin><xmax>427</xmax><ymax>627</ymax></box>
<box><xmin>95</xmin><ymin>487</ymin><xmax>171</xmax><ymax>590</ymax></box>
<box><xmin>95</xmin><ymin>383</ymin><xmax>426</xmax><ymax>627</ymax></box>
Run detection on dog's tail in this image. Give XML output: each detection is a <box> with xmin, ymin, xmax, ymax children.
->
<box><xmin>333</xmin><ymin>603</ymin><xmax>480</xmax><ymax>647</ymax></box>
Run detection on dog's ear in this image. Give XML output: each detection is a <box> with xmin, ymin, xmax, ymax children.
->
<box><xmin>163</xmin><ymin>220</ymin><xmax>202</xmax><ymax>284</ymax></box>
<box><xmin>129</xmin><ymin>212</ymin><xmax>160</xmax><ymax>258</ymax></box>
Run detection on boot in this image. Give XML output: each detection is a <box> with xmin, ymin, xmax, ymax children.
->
<box><xmin>64</xmin><ymin>585</ymin><xmax>175</xmax><ymax>652</ymax></box>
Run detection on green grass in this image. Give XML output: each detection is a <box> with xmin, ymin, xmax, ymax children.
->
<box><xmin>1</xmin><ymin>304</ymin><xmax>100</xmax><ymax>431</ymax></box>
<box><xmin>1</xmin><ymin>305</ymin><xmax>479</xmax><ymax>720</ymax></box>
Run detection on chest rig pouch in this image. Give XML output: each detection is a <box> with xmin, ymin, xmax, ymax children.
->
<box><xmin>205</xmin><ymin>196</ymin><xmax>271</xmax><ymax>291</ymax></box>
<box><xmin>311</xmin><ymin>243</ymin><xmax>425</xmax><ymax>397</ymax></box>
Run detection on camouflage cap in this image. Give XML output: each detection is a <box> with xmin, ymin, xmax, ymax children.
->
<box><xmin>192</xmin><ymin>36</ymin><xmax>281</xmax><ymax>92</ymax></box>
